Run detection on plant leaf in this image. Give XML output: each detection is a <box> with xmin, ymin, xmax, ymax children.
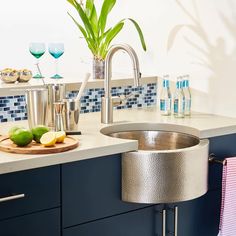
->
<box><xmin>100</xmin><ymin>21</ymin><xmax>124</xmax><ymax>59</ymax></box>
<box><xmin>98</xmin><ymin>27</ymin><xmax>111</xmax><ymax>45</ymax></box>
<box><xmin>67</xmin><ymin>0</ymin><xmax>96</xmax><ymax>41</ymax></box>
<box><xmin>98</xmin><ymin>0</ymin><xmax>116</xmax><ymax>35</ymax></box>
<box><xmin>127</xmin><ymin>18</ymin><xmax>147</xmax><ymax>51</ymax></box>
<box><xmin>67</xmin><ymin>12</ymin><xmax>96</xmax><ymax>55</ymax></box>
<box><xmin>85</xmin><ymin>0</ymin><xmax>94</xmax><ymax>18</ymax></box>
<box><xmin>90</xmin><ymin>3</ymin><xmax>98</xmax><ymax>36</ymax></box>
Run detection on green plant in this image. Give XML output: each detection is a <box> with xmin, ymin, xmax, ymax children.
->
<box><xmin>67</xmin><ymin>0</ymin><xmax>147</xmax><ymax>60</ymax></box>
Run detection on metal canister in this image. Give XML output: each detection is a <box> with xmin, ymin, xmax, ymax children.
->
<box><xmin>63</xmin><ymin>99</ymin><xmax>81</xmax><ymax>132</ymax></box>
<box><xmin>25</xmin><ymin>88</ymin><xmax>48</xmax><ymax>129</ymax></box>
<box><xmin>47</xmin><ymin>84</ymin><xmax>65</xmax><ymax>127</ymax></box>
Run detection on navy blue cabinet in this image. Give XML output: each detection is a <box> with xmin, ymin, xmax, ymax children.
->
<box><xmin>0</xmin><ymin>165</ymin><xmax>60</xmax><ymax>221</ymax></box>
<box><xmin>0</xmin><ymin>166</ymin><xmax>61</xmax><ymax>236</ymax></box>
<box><xmin>63</xmin><ymin>206</ymin><xmax>156</xmax><ymax>236</ymax></box>
<box><xmin>0</xmin><ymin>208</ymin><xmax>60</xmax><ymax>236</ymax></box>
<box><xmin>167</xmin><ymin>190</ymin><xmax>221</xmax><ymax>236</ymax></box>
<box><xmin>62</xmin><ymin>154</ymin><xmax>148</xmax><ymax>227</ymax></box>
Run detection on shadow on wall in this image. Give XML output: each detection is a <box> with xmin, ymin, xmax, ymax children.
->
<box><xmin>167</xmin><ymin>0</ymin><xmax>236</xmax><ymax>117</ymax></box>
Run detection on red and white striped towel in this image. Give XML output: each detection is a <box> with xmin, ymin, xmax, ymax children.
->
<box><xmin>218</xmin><ymin>157</ymin><xmax>236</xmax><ymax>236</ymax></box>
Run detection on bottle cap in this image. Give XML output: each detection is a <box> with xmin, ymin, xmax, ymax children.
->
<box><xmin>176</xmin><ymin>80</ymin><xmax>182</xmax><ymax>89</ymax></box>
<box><xmin>182</xmin><ymin>80</ymin><xmax>189</xmax><ymax>87</ymax></box>
<box><xmin>163</xmin><ymin>79</ymin><xmax>169</xmax><ymax>87</ymax></box>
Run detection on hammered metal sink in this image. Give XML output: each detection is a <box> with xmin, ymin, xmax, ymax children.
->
<box><xmin>101</xmin><ymin>123</ymin><xmax>209</xmax><ymax>204</ymax></box>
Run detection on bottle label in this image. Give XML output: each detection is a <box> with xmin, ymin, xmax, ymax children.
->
<box><xmin>160</xmin><ymin>99</ymin><xmax>171</xmax><ymax>111</ymax></box>
<box><xmin>174</xmin><ymin>99</ymin><xmax>178</xmax><ymax>113</ymax></box>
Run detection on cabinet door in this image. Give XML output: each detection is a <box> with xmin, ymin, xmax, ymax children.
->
<box><xmin>0</xmin><ymin>208</ymin><xmax>60</xmax><ymax>236</ymax></box>
<box><xmin>0</xmin><ymin>165</ymin><xmax>60</xmax><ymax>221</ymax></box>
<box><xmin>209</xmin><ymin>133</ymin><xmax>236</xmax><ymax>190</ymax></box>
<box><xmin>167</xmin><ymin>190</ymin><xmax>221</xmax><ymax>236</ymax></box>
<box><xmin>62</xmin><ymin>154</ymin><xmax>148</xmax><ymax>227</ymax></box>
<box><xmin>63</xmin><ymin>206</ymin><xmax>156</xmax><ymax>236</ymax></box>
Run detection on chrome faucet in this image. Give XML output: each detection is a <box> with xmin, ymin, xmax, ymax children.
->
<box><xmin>101</xmin><ymin>44</ymin><xmax>141</xmax><ymax>124</ymax></box>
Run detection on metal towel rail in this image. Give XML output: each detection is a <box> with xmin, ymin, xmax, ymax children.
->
<box><xmin>209</xmin><ymin>153</ymin><xmax>227</xmax><ymax>166</ymax></box>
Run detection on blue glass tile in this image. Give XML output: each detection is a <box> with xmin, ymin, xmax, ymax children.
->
<box><xmin>14</xmin><ymin>117</ymin><xmax>21</xmax><ymax>121</ymax></box>
<box><xmin>0</xmin><ymin>83</ymin><xmax>157</xmax><ymax>123</ymax></box>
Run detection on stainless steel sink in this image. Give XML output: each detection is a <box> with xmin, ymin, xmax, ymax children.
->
<box><xmin>107</xmin><ymin>130</ymin><xmax>200</xmax><ymax>150</ymax></box>
<box><xmin>101</xmin><ymin>123</ymin><xmax>209</xmax><ymax>204</ymax></box>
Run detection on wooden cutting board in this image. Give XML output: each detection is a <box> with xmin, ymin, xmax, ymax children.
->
<box><xmin>0</xmin><ymin>136</ymin><xmax>79</xmax><ymax>154</ymax></box>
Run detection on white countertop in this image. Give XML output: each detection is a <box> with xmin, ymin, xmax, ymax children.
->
<box><xmin>0</xmin><ymin>107</ymin><xmax>236</xmax><ymax>174</ymax></box>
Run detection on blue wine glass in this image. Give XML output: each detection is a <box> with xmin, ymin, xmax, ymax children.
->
<box><xmin>29</xmin><ymin>42</ymin><xmax>46</xmax><ymax>79</ymax></box>
<box><xmin>48</xmin><ymin>43</ymin><xmax>64</xmax><ymax>79</ymax></box>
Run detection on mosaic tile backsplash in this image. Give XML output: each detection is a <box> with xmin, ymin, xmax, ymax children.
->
<box><xmin>0</xmin><ymin>83</ymin><xmax>157</xmax><ymax>123</ymax></box>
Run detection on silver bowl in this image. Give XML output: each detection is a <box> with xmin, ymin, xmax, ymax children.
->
<box><xmin>18</xmin><ymin>69</ymin><xmax>32</xmax><ymax>82</ymax></box>
<box><xmin>0</xmin><ymin>69</ymin><xmax>19</xmax><ymax>83</ymax></box>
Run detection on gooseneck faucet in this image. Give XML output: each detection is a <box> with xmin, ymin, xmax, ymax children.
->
<box><xmin>101</xmin><ymin>44</ymin><xmax>141</xmax><ymax>124</ymax></box>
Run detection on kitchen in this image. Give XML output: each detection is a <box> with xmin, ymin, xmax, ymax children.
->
<box><xmin>0</xmin><ymin>0</ymin><xmax>236</xmax><ymax>235</ymax></box>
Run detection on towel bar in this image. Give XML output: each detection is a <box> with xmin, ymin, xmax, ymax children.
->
<box><xmin>209</xmin><ymin>153</ymin><xmax>227</xmax><ymax>166</ymax></box>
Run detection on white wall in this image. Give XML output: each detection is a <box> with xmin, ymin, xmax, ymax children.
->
<box><xmin>0</xmin><ymin>0</ymin><xmax>236</xmax><ymax>116</ymax></box>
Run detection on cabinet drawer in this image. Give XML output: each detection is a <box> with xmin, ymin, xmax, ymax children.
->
<box><xmin>63</xmin><ymin>207</ymin><xmax>155</xmax><ymax>236</ymax></box>
<box><xmin>62</xmin><ymin>154</ymin><xmax>148</xmax><ymax>227</ymax></box>
<box><xmin>0</xmin><ymin>208</ymin><xmax>60</xmax><ymax>236</ymax></box>
<box><xmin>0</xmin><ymin>165</ymin><xmax>60</xmax><ymax>220</ymax></box>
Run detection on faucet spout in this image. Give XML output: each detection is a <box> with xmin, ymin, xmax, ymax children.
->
<box><xmin>101</xmin><ymin>44</ymin><xmax>141</xmax><ymax>124</ymax></box>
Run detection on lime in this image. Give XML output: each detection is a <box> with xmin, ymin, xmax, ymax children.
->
<box><xmin>31</xmin><ymin>125</ymin><xmax>50</xmax><ymax>143</ymax></box>
<box><xmin>11</xmin><ymin>129</ymin><xmax>33</xmax><ymax>147</ymax></box>
<box><xmin>8</xmin><ymin>126</ymin><xmax>24</xmax><ymax>138</ymax></box>
<box><xmin>40</xmin><ymin>132</ymin><xmax>57</xmax><ymax>147</ymax></box>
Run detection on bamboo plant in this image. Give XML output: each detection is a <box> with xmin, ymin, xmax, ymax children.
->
<box><xmin>67</xmin><ymin>0</ymin><xmax>147</xmax><ymax>61</ymax></box>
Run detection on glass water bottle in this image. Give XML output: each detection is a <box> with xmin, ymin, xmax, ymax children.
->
<box><xmin>174</xmin><ymin>76</ymin><xmax>185</xmax><ymax>118</ymax></box>
<box><xmin>160</xmin><ymin>75</ymin><xmax>171</xmax><ymax>116</ymax></box>
<box><xmin>182</xmin><ymin>75</ymin><xmax>191</xmax><ymax>116</ymax></box>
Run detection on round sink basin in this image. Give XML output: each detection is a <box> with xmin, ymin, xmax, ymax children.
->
<box><xmin>101</xmin><ymin>123</ymin><xmax>209</xmax><ymax>204</ymax></box>
<box><xmin>106</xmin><ymin>130</ymin><xmax>200</xmax><ymax>151</ymax></box>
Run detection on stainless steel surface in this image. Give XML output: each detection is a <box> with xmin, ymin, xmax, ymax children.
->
<box><xmin>0</xmin><ymin>69</ymin><xmax>19</xmax><ymax>83</ymax></box>
<box><xmin>25</xmin><ymin>88</ymin><xmax>48</xmax><ymax>129</ymax></box>
<box><xmin>174</xmin><ymin>206</ymin><xmax>178</xmax><ymax>236</ymax></box>
<box><xmin>18</xmin><ymin>69</ymin><xmax>32</xmax><ymax>82</ymax></box>
<box><xmin>63</xmin><ymin>99</ymin><xmax>80</xmax><ymax>132</ymax></box>
<box><xmin>54</xmin><ymin>102</ymin><xmax>65</xmax><ymax>131</ymax></box>
<box><xmin>122</xmin><ymin>138</ymin><xmax>209</xmax><ymax>203</ymax></box>
<box><xmin>209</xmin><ymin>153</ymin><xmax>227</xmax><ymax>165</ymax></box>
<box><xmin>47</xmin><ymin>84</ymin><xmax>65</xmax><ymax>127</ymax></box>
<box><xmin>107</xmin><ymin>130</ymin><xmax>200</xmax><ymax>150</ymax></box>
<box><xmin>102</xmin><ymin>124</ymin><xmax>209</xmax><ymax>204</ymax></box>
<box><xmin>0</xmin><ymin>193</ymin><xmax>25</xmax><ymax>203</ymax></box>
<box><xmin>162</xmin><ymin>209</ymin><xmax>166</xmax><ymax>236</ymax></box>
<box><xmin>101</xmin><ymin>44</ymin><xmax>141</xmax><ymax>124</ymax></box>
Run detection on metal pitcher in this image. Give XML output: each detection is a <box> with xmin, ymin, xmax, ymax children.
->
<box><xmin>25</xmin><ymin>88</ymin><xmax>48</xmax><ymax>129</ymax></box>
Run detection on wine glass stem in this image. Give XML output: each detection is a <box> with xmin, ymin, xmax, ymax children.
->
<box><xmin>35</xmin><ymin>59</ymin><xmax>42</xmax><ymax>77</ymax></box>
<box><xmin>55</xmin><ymin>58</ymin><xmax>59</xmax><ymax>76</ymax></box>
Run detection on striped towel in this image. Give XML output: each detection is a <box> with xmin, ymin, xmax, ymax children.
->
<box><xmin>218</xmin><ymin>157</ymin><xmax>236</xmax><ymax>236</ymax></box>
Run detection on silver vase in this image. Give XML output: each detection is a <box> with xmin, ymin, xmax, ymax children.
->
<box><xmin>93</xmin><ymin>58</ymin><xmax>105</xmax><ymax>80</ymax></box>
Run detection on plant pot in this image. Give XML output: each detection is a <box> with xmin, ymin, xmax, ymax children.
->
<box><xmin>93</xmin><ymin>58</ymin><xmax>105</xmax><ymax>80</ymax></box>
